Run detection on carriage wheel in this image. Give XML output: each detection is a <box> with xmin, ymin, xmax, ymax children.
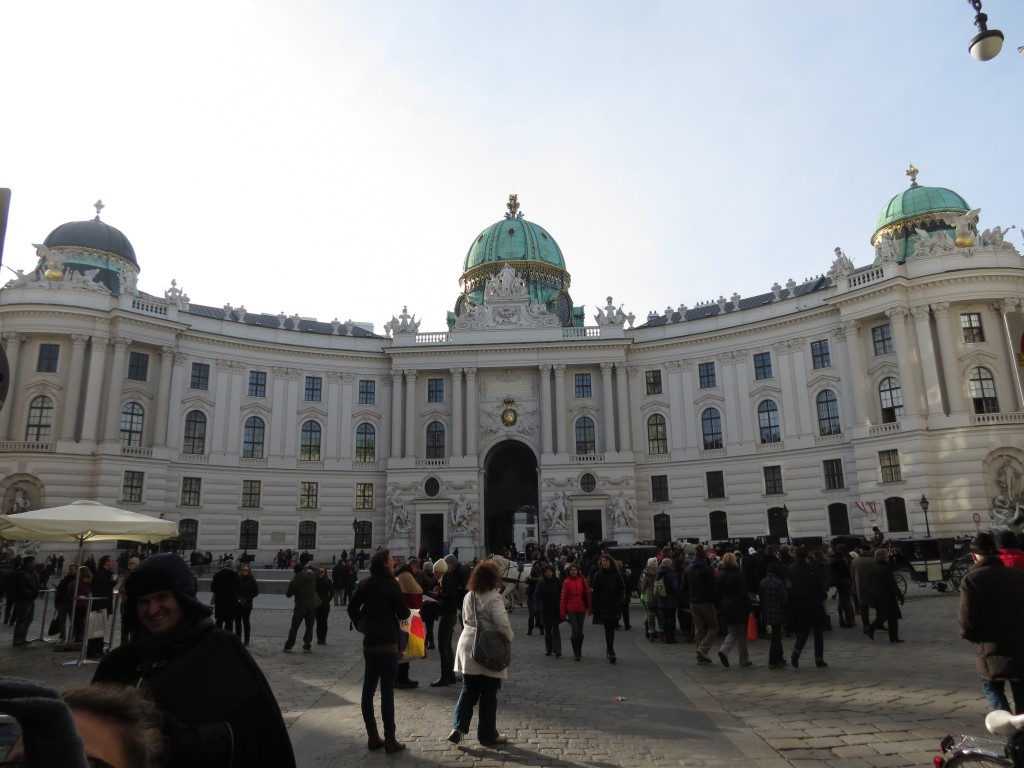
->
<box><xmin>893</xmin><ymin>570</ymin><xmax>908</xmax><ymax>599</ymax></box>
<box><xmin>947</xmin><ymin>561</ymin><xmax>971</xmax><ymax>593</ymax></box>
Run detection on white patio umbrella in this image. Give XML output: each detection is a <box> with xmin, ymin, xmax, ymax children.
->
<box><xmin>0</xmin><ymin>500</ymin><xmax>178</xmax><ymax>654</ymax></box>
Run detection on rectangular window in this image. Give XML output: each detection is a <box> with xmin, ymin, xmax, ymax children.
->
<box><xmin>698</xmin><ymin>362</ymin><xmax>717</xmax><ymax>389</ymax></box>
<box><xmin>574</xmin><ymin>373</ymin><xmax>592</xmax><ymax>398</ymax></box>
<box><xmin>879</xmin><ymin>450</ymin><xmax>902</xmax><ymax>483</ymax></box>
<box><xmin>872</xmin><ymin>324</ymin><xmax>894</xmax><ymax>355</ymax></box>
<box><xmin>961</xmin><ymin>312</ymin><xmax>985</xmax><ymax>343</ymax></box>
<box><xmin>753</xmin><ymin>352</ymin><xmax>773</xmax><ymax>380</ymax></box>
<box><xmin>121</xmin><ymin>471</ymin><xmax>144</xmax><ymax>503</ymax></box>
<box><xmin>823</xmin><ymin>459</ymin><xmax>845</xmax><ymax>490</ymax></box>
<box><xmin>355</xmin><ymin>482</ymin><xmax>373</xmax><ymax>510</ymax></box>
<box><xmin>180</xmin><ymin>477</ymin><xmax>202</xmax><ymax>507</ymax></box>
<box><xmin>811</xmin><ymin>340</ymin><xmax>831</xmax><ymax>369</ymax></box>
<box><xmin>36</xmin><ymin>343</ymin><xmax>60</xmax><ymax>373</ymax></box>
<box><xmin>127</xmin><ymin>351</ymin><xmax>149</xmax><ymax>381</ymax></box>
<box><xmin>299</xmin><ymin>481</ymin><xmax>319</xmax><ymax>510</ymax></box>
<box><xmin>304</xmin><ymin>376</ymin><xmax>322</xmax><ymax>402</ymax></box>
<box><xmin>763</xmin><ymin>465</ymin><xmax>783</xmax><ymax>495</ymax></box>
<box><xmin>241</xmin><ymin>479</ymin><xmax>262</xmax><ymax>508</ymax></box>
<box><xmin>248</xmin><ymin>370</ymin><xmax>267</xmax><ymax>397</ymax></box>
<box><xmin>358</xmin><ymin>379</ymin><xmax>375</xmax><ymax>404</ymax></box>
<box><xmin>651</xmin><ymin>475</ymin><xmax>669</xmax><ymax>503</ymax></box>
<box><xmin>706</xmin><ymin>470</ymin><xmax>725</xmax><ymax>499</ymax></box>
<box><xmin>645</xmin><ymin>370</ymin><xmax>663</xmax><ymax>396</ymax></box>
<box><xmin>190</xmin><ymin>362</ymin><xmax>210</xmax><ymax>390</ymax></box>
<box><xmin>427</xmin><ymin>377</ymin><xmax>444</xmax><ymax>403</ymax></box>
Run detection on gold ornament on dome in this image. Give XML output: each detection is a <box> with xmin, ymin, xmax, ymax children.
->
<box><xmin>43</xmin><ymin>261</ymin><xmax>63</xmax><ymax>281</ymax></box>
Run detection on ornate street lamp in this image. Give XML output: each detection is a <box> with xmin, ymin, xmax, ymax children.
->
<box><xmin>920</xmin><ymin>496</ymin><xmax>932</xmax><ymax>537</ymax></box>
<box><xmin>967</xmin><ymin>0</ymin><xmax>1004</xmax><ymax>60</ymax></box>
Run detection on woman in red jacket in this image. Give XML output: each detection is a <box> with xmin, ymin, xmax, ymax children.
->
<box><xmin>559</xmin><ymin>563</ymin><xmax>591</xmax><ymax>661</ymax></box>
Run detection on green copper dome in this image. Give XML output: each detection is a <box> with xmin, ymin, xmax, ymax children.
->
<box><xmin>870</xmin><ymin>166</ymin><xmax>970</xmax><ymax>264</ymax></box>
<box><xmin>462</xmin><ymin>197</ymin><xmax>565</xmax><ymax>271</ymax></box>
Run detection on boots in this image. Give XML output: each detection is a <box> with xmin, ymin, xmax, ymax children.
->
<box><xmin>384</xmin><ymin>730</ymin><xmax>406</xmax><ymax>754</ymax></box>
<box><xmin>571</xmin><ymin>637</ymin><xmax>583</xmax><ymax>661</ymax></box>
<box><xmin>527</xmin><ymin>617</ymin><xmax>534</xmax><ymax>635</ymax></box>
<box><xmin>366</xmin><ymin>724</ymin><xmax>385</xmax><ymax>751</ymax></box>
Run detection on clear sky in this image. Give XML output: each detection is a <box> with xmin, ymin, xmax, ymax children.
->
<box><xmin>2</xmin><ymin>1</ymin><xmax>1022</xmax><ymax>332</ymax></box>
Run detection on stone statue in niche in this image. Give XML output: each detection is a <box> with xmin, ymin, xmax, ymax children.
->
<box><xmin>606</xmin><ymin>491</ymin><xmax>636</xmax><ymax>529</ymax></box>
<box><xmin>449</xmin><ymin>495</ymin><xmax>477</xmax><ymax>534</ymax></box>
<box><xmin>543</xmin><ymin>491</ymin><xmax>569</xmax><ymax>533</ymax></box>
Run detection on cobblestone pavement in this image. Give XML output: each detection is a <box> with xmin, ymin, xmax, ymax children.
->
<box><xmin>0</xmin><ymin>584</ymin><xmax>990</xmax><ymax>767</ymax></box>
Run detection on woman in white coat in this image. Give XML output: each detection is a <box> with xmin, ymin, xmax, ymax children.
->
<box><xmin>447</xmin><ymin>560</ymin><xmax>514</xmax><ymax>747</ymax></box>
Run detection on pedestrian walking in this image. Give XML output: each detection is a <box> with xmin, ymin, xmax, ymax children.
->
<box><xmin>559</xmin><ymin>562</ymin><xmax>591</xmax><ymax>661</ymax></box>
<box><xmin>284</xmin><ymin>563</ymin><xmax>319</xmax><ymax>653</ymax></box>
<box><xmin>536</xmin><ymin>563</ymin><xmax>563</xmax><ymax>657</ymax></box>
<box><xmin>684</xmin><ymin>545</ymin><xmax>719</xmax><ymax>664</ymax></box>
<box><xmin>210</xmin><ymin>559</ymin><xmax>241</xmax><ymax>632</ymax></box>
<box><xmin>866</xmin><ymin>548</ymin><xmax>905</xmax><ymax>643</ymax></box>
<box><xmin>236</xmin><ymin>562</ymin><xmax>259</xmax><ymax>645</ymax></box>
<box><xmin>787</xmin><ymin>547</ymin><xmax>828</xmax><ymax>668</ymax></box>
<box><xmin>716</xmin><ymin>552</ymin><xmax>752</xmax><ymax>667</ymax></box>
<box><xmin>11</xmin><ymin>556</ymin><xmax>40</xmax><ymax>646</ymax></box>
<box><xmin>314</xmin><ymin>566</ymin><xmax>335</xmax><ymax>644</ymax></box>
<box><xmin>758</xmin><ymin>562</ymin><xmax>790</xmax><ymax>668</ymax></box>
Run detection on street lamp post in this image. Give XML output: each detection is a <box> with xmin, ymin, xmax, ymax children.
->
<box><xmin>920</xmin><ymin>496</ymin><xmax>931</xmax><ymax>538</ymax></box>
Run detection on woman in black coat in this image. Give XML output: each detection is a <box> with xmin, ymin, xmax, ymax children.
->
<box><xmin>866</xmin><ymin>548</ymin><xmax>904</xmax><ymax>642</ymax></box>
<box><xmin>590</xmin><ymin>554</ymin><xmax>625</xmax><ymax>663</ymax></box>
<box><xmin>535</xmin><ymin>564</ymin><xmax>564</xmax><ymax>657</ymax></box>
<box><xmin>787</xmin><ymin>547</ymin><xmax>828</xmax><ymax>668</ymax></box>
<box><xmin>715</xmin><ymin>553</ymin><xmax>751</xmax><ymax>667</ymax></box>
<box><xmin>236</xmin><ymin>563</ymin><xmax>260</xmax><ymax>645</ymax></box>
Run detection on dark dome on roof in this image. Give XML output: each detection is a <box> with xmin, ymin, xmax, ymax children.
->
<box><xmin>44</xmin><ymin>218</ymin><xmax>138</xmax><ymax>267</ymax></box>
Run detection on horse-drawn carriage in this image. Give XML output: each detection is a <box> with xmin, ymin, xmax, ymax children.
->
<box><xmin>888</xmin><ymin>536</ymin><xmax>973</xmax><ymax>597</ymax></box>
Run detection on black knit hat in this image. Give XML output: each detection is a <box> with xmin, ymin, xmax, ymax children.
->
<box><xmin>123</xmin><ymin>553</ymin><xmax>211</xmax><ymax>632</ymax></box>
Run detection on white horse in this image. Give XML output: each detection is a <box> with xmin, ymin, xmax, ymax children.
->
<box><xmin>488</xmin><ymin>555</ymin><xmax>530</xmax><ymax>610</ymax></box>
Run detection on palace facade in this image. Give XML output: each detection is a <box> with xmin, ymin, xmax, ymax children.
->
<box><xmin>1</xmin><ymin>175</ymin><xmax>1022</xmax><ymax>560</ymax></box>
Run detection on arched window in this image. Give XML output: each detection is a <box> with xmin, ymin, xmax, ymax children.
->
<box><xmin>239</xmin><ymin>519</ymin><xmax>259</xmax><ymax>550</ymax></box>
<box><xmin>426</xmin><ymin>421</ymin><xmax>445</xmax><ymax>459</ymax></box>
<box><xmin>828</xmin><ymin>503</ymin><xmax>850</xmax><ymax>535</ymax></box>
<box><xmin>647</xmin><ymin>414</ymin><xmax>667</xmax><ymax>455</ymax></box>
<box><xmin>575</xmin><ymin>417</ymin><xmax>596</xmax><ymax>455</ymax></box>
<box><xmin>816</xmin><ymin>389</ymin><xmax>841</xmax><ymax>436</ymax></box>
<box><xmin>182</xmin><ymin>410</ymin><xmax>207</xmax><ymax>454</ymax></box>
<box><xmin>178</xmin><ymin>518</ymin><xmax>199</xmax><ymax>551</ymax></box>
<box><xmin>653</xmin><ymin>512</ymin><xmax>672</xmax><ymax>546</ymax></box>
<box><xmin>298</xmin><ymin>520</ymin><xmax>317</xmax><ymax>550</ymax></box>
<box><xmin>968</xmin><ymin>367</ymin><xmax>999</xmax><ymax>414</ymax></box>
<box><xmin>353</xmin><ymin>520</ymin><xmax>372</xmax><ymax>549</ymax></box>
<box><xmin>701</xmin><ymin>408</ymin><xmax>723</xmax><ymax>450</ymax></box>
<box><xmin>120</xmin><ymin>402</ymin><xmax>144</xmax><ymax>447</ymax></box>
<box><xmin>242</xmin><ymin>416</ymin><xmax>265</xmax><ymax>459</ymax></box>
<box><xmin>885</xmin><ymin>496</ymin><xmax>908</xmax><ymax>532</ymax></box>
<box><xmin>879</xmin><ymin>377</ymin><xmax>904</xmax><ymax>423</ymax></box>
<box><xmin>709</xmin><ymin>510</ymin><xmax>728</xmax><ymax>540</ymax></box>
<box><xmin>300</xmin><ymin>420</ymin><xmax>321</xmax><ymax>461</ymax></box>
<box><xmin>757</xmin><ymin>400</ymin><xmax>781</xmax><ymax>443</ymax></box>
<box><xmin>767</xmin><ymin>506</ymin><xmax>790</xmax><ymax>539</ymax></box>
<box><xmin>25</xmin><ymin>396</ymin><xmax>54</xmax><ymax>442</ymax></box>
<box><xmin>355</xmin><ymin>423</ymin><xmax>376</xmax><ymax>462</ymax></box>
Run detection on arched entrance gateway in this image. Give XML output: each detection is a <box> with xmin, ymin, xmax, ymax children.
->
<box><xmin>483</xmin><ymin>441</ymin><xmax>538</xmax><ymax>555</ymax></box>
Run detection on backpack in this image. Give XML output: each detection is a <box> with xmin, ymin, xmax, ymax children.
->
<box><xmin>654</xmin><ymin>577</ymin><xmax>667</xmax><ymax>598</ymax></box>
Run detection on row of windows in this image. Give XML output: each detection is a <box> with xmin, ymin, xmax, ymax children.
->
<box><xmin>694</xmin><ymin>498</ymin><xmax>912</xmax><ymax>540</ymax></box>
<box><xmin>24</xmin><ymin>367</ymin><xmax>1005</xmax><ymax>449</ymax></box>
<box><xmin>648</xmin><ymin>452</ymin><xmax>897</xmax><ymax>502</ymax></box>
<box><xmin>172</xmin><ymin>518</ymin><xmax>373</xmax><ymax>552</ymax></box>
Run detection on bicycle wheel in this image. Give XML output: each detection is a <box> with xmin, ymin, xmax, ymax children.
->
<box><xmin>941</xmin><ymin>750</ymin><xmax>1011</xmax><ymax>768</ymax></box>
<box><xmin>893</xmin><ymin>570</ymin><xmax>908</xmax><ymax>599</ymax></box>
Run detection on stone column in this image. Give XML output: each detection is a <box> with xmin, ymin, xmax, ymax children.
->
<box><xmin>887</xmin><ymin>307</ymin><xmax>923</xmax><ymax>417</ymax></box>
<box><xmin>679</xmin><ymin>361</ymin><xmax>695</xmax><ymax>449</ymax></box>
<box><xmin>451</xmin><ymin>367</ymin><xmax>464</xmax><ymax>458</ymax></box>
<box><xmin>60</xmin><ymin>334</ymin><xmax>89</xmax><ymax>440</ymax></box>
<box><xmin>911</xmin><ymin>304</ymin><xmax>943</xmax><ymax>417</ymax></box>
<box><xmin>404</xmin><ymin>370</ymin><xmax>417</xmax><ymax>459</ymax></box>
<box><xmin>553</xmin><ymin>364</ymin><xmax>566</xmax><ymax>454</ymax></box>
<box><xmin>390</xmin><ymin>371</ymin><xmax>403</xmax><ymax>459</ymax></box>
<box><xmin>776</xmin><ymin>341</ymin><xmax>799</xmax><ymax>437</ymax></box>
<box><xmin>154</xmin><ymin>346</ymin><xmax>175</xmax><ymax>446</ymax></box>
<box><xmin>666</xmin><ymin>361</ymin><xmax>683</xmax><ymax>453</ymax></box>
<box><xmin>615</xmin><ymin>362</ymin><xmax>631</xmax><ymax>452</ymax></box>
<box><xmin>339</xmin><ymin>373</ymin><xmax>354</xmax><ymax>461</ymax></box>
<box><xmin>378</xmin><ymin>375</ymin><xmax>392</xmax><ymax>460</ymax></box>
<box><xmin>80</xmin><ymin>338</ymin><xmax>109</xmax><ymax>442</ymax></box>
<box><xmin>103</xmin><ymin>338</ymin><xmax>131</xmax><ymax>442</ymax></box>
<box><xmin>224</xmin><ymin>362</ymin><xmax>244</xmax><ymax>454</ymax></box>
<box><xmin>538</xmin><ymin>365</ymin><xmax>552</xmax><ymax>454</ymax></box>
<box><xmin>211</xmin><ymin>362</ymin><xmax>232</xmax><ymax>454</ymax></box>
<box><xmin>283</xmin><ymin>368</ymin><xmax>301</xmax><ymax>458</ymax></box>
<box><xmin>270</xmin><ymin>367</ymin><xmax>288</xmax><ymax>457</ymax></box>
<box><xmin>465</xmin><ymin>368</ymin><xmax>478</xmax><ymax>456</ymax></box>
<box><xmin>837</xmin><ymin>321</ymin><xmax>867</xmax><ymax>426</ymax></box>
<box><xmin>166</xmin><ymin>353</ymin><xmax>187</xmax><ymax>450</ymax></box>
<box><xmin>0</xmin><ymin>334</ymin><xmax>23</xmax><ymax>440</ymax></box>
<box><xmin>997</xmin><ymin>298</ymin><xmax>1024</xmax><ymax>411</ymax></box>
<box><xmin>600</xmin><ymin>362</ymin><xmax>615</xmax><ymax>452</ymax></box>
<box><xmin>931</xmin><ymin>302</ymin><xmax>967</xmax><ymax>414</ymax></box>
<box><xmin>326</xmin><ymin>373</ymin><xmax>342</xmax><ymax>460</ymax></box>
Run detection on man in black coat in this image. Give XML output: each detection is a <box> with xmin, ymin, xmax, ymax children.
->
<box><xmin>959</xmin><ymin>531</ymin><xmax>1024</xmax><ymax>713</ymax></box>
<box><xmin>87</xmin><ymin>555</ymin><xmax>116</xmax><ymax>658</ymax></box>
<box><xmin>210</xmin><ymin>559</ymin><xmax>241</xmax><ymax>631</ymax></box>
<box><xmin>94</xmin><ymin>553</ymin><xmax>295</xmax><ymax>767</ymax></box>
<box><xmin>866</xmin><ymin>548</ymin><xmax>904</xmax><ymax>643</ymax></box>
<box><xmin>11</xmin><ymin>556</ymin><xmax>40</xmax><ymax>646</ymax></box>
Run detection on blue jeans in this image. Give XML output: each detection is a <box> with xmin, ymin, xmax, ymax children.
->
<box><xmin>13</xmin><ymin>600</ymin><xmax>34</xmax><ymax>645</ymax></box>
<box><xmin>285</xmin><ymin>609</ymin><xmax>314</xmax><ymax>650</ymax></box>
<box><xmin>982</xmin><ymin>678</ymin><xmax>1024</xmax><ymax>713</ymax></box>
<box><xmin>453</xmin><ymin>674</ymin><xmax>501</xmax><ymax>742</ymax></box>
<box><xmin>362</xmin><ymin>650</ymin><xmax>399</xmax><ymax>731</ymax></box>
